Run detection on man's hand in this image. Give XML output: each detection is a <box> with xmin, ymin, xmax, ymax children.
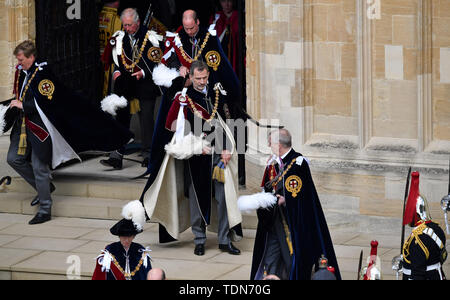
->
<box><xmin>113</xmin><ymin>71</ymin><xmax>121</xmax><ymax>81</ymax></box>
<box><xmin>10</xmin><ymin>100</ymin><xmax>23</xmax><ymax>110</ymax></box>
<box><xmin>132</xmin><ymin>70</ymin><xmax>144</xmax><ymax>80</ymax></box>
<box><xmin>179</xmin><ymin>66</ymin><xmax>189</xmax><ymax>78</ymax></box>
<box><xmin>221</xmin><ymin>150</ymin><xmax>232</xmax><ymax>166</ymax></box>
<box><xmin>202</xmin><ymin>145</ymin><xmax>212</xmax><ymax>155</ymax></box>
<box><xmin>276</xmin><ymin>194</ymin><xmax>285</xmax><ymax>206</ymax></box>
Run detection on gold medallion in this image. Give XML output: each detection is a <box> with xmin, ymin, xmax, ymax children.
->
<box><xmin>285</xmin><ymin>175</ymin><xmax>302</xmax><ymax>198</ymax></box>
<box><xmin>147</xmin><ymin>47</ymin><xmax>162</xmax><ymax>63</ymax></box>
<box><xmin>38</xmin><ymin>79</ymin><xmax>55</xmax><ymax>100</ymax></box>
<box><xmin>205</xmin><ymin>50</ymin><xmax>221</xmax><ymax>71</ymax></box>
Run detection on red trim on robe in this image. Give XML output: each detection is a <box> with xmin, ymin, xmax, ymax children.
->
<box><xmin>25</xmin><ymin>117</ymin><xmax>50</xmax><ymax>142</ymax></box>
<box><xmin>91</xmin><ymin>257</ymin><xmax>126</xmax><ymax>280</ymax></box>
<box><xmin>165</xmin><ymin>94</ymin><xmax>211</xmax><ymax>131</ymax></box>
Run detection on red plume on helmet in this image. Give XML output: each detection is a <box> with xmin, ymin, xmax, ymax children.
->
<box><xmin>403</xmin><ymin>171</ymin><xmax>420</xmax><ymax>226</ymax></box>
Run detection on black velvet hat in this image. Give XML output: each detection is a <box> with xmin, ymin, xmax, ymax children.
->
<box><xmin>110</xmin><ymin>200</ymin><xmax>146</xmax><ymax>237</ymax></box>
<box><xmin>110</xmin><ymin>219</ymin><xmax>142</xmax><ymax>236</ymax></box>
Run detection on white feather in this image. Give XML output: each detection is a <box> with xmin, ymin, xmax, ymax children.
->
<box><xmin>237</xmin><ymin>192</ymin><xmax>277</xmax><ymax>214</ymax></box>
<box><xmin>101</xmin><ymin>94</ymin><xmax>127</xmax><ymax>117</ymax></box>
<box><xmin>121</xmin><ymin>200</ymin><xmax>146</xmax><ymax>232</ymax></box>
<box><xmin>0</xmin><ymin>104</ymin><xmax>8</xmax><ymax>136</ymax></box>
<box><xmin>165</xmin><ymin>133</ymin><xmax>210</xmax><ymax>160</ymax></box>
<box><xmin>152</xmin><ymin>63</ymin><xmax>180</xmax><ymax>88</ymax></box>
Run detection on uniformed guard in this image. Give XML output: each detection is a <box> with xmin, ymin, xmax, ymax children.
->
<box><xmin>360</xmin><ymin>240</ymin><xmax>382</xmax><ymax>280</ymax></box>
<box><xmin>401</xmin><ymin>171</ymin><xmax>447</xmax><ymax>280</ymax></box>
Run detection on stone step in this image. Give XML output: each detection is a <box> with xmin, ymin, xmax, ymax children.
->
<box><xmin>0</xmin><ymin>185</ymin><xmax>259</xmax><ymax>229</ymax></box>
<box><xmin>0</xmin><ymin>192</ymin><xmax>128</xmax><ymax>220</ymax></box>
<box><xmin>5</xmin><ymin>176</ymin><xmax>145</xmax><ymax>201</ymax></box>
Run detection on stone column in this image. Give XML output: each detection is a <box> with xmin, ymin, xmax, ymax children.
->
<box><xmin>0</xmin><ymin>0</ymin><xmax>35</xmax><ymax>100</ymax></box>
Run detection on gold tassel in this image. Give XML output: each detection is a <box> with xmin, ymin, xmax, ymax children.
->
<box><xmin>129</xmin><ymin>98</ymin><xmax>141</xmax><ymax>115</ymax></box>
<box><xmin>280</xmin><ymin>210</ymin><xmax>294</xmax><ymax>256</ymax></box>
<box><xmin>212</xmin><ymin>160</ymin><xmax>225</xmax><ymax>183</ymax></box>
<box><xmin>17</xmin><ymin>118</ymin><xmax>27</xmax><ymax>156</ymax></box>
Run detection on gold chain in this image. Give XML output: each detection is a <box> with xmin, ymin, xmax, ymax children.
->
<box><xmin>111</xmin><ymin>254</ymin><xmax>144</xmax><ymax>279</ymax></box>
<box><xmin>178</xmin><ymin>32</ymin><xmax>211</xmax><ymax>63</ymax></box>
<box><xmin>121</xmin><ymin>31</ymin><xmax>149</xmax><ymax>72</ymax></box>
<box><xmin>15</xmin><ymin>67</ymin><xmax>39</xmax><ymax>103</ymax></box>
<box><xmin>271</xmin><ymin>158</ymin><xmax>297</xmax><ymax>189</ymax></box>
<box><xmin>186</xmin><ymin>88</ymin><xmax>220</xmax><ymax>123</ymax></box>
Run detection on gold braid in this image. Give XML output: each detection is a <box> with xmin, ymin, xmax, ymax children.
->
<box><xmin>271</xmin><ymin>158</ymin><xmax>297</xmax><ymax>189</ymax></box>
<box><xmin>178</xmin><ymin>32</ymin><xmax>211</xmax><ymax>63</ymax></box>
<box><xmin>120</xmin><ymin>31</ymin><xmax>150</xmax><ymax>72</ymax></box>
<box><xmin>185</xmin><ymin>88</ymin><xmax>220</xmax><ymax>123</ymax></box>
<box><xmin>111</xmin><ymin>253</ymin><xmax>145</xmax><ymax>280</ymax></box>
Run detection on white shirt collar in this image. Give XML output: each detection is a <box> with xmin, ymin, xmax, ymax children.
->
<box><xmin>280</xmin><ymin>148</ymin><xmax>293</xmax><ymax>160</ymax></box>
<box><xmin>269</xmin><ymin>148</ymin><xmax>292</xmax><ymax>166</ymax></box>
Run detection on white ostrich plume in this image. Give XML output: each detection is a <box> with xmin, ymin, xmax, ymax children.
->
<box><xmin>237</xmin><ymin>192</ymin><xmax>278</xmax><ymax>214</ymax></box>
<box><xmin>121</xmin><ymin>200</ymin><xmax>146</xmax><ymax>232</ymax></box>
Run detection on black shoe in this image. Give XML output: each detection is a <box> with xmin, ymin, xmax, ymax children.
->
<box><xmin>100</xmin><ymin>157</ymin><xmax>123</xmax><ymax>170</ymax></box>
<box><xmin>194</xmin><ymin>244</ymin><xmax>205</xmax><ymax>256</ymax></box>
<box><xmin>219</xmin><ymin>242</ymin><xmax>241</xmax><ymax>255</ymax></box>
<box><xmin>30</xmin><ymin>183</ymin><xmax>56</xmax><ymax>207</ymax></box>
<box><xmin>141</xmin><ymin>157</ymin><xmax>149</xmax><ymax>168</ymax></box>
<box><xmin>28</xmin><ymin>213</ymin><xmax>51</xmax><ymax>225</ymax></box>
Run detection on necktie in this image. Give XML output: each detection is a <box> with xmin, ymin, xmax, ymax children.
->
<box><xmin>279</xmin><ymin>157</ymin><xmax>285</xmax><ymax>174</ymax></box>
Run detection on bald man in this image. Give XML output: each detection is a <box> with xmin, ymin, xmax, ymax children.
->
<box><xmin>147</xmin><ymin>268</ymin><xmax>166</xmax><ymax>280</ymax></box>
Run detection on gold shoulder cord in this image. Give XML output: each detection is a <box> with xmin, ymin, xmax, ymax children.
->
<box><xmin>402</xmin><ymin>222</ymin><xmax>430</xmax><ymax>264</ymax></box>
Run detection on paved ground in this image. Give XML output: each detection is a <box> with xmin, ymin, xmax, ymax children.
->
<box><xmin>2</xmin><ymin>211</ymin><xmax>448</xmax><ymax>280</ymax></box>
<box><xmin>0</xmin><ymin>134</ymin><xmax>448</xmax><ymax>280</ymax></box>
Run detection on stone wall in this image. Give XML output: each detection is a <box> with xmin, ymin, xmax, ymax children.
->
<box><xmin>0</xmin><ymin>0</ymin><xmax>448</xmax><ymax>222</ymax></box>
<box><xmin>246</xmin><ymin>0</ymin><xmax>450</xmax><ymax>222</ymax></box>
<box><xmin>0</xmin><ymin>0</ymin><xmax>35</xmax><ymax>101</ymax></box>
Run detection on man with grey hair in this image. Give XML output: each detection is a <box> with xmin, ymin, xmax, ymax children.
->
<box><xmin>100</xmin><ymin>7</ymin><xmax>163</xmax><ymax>170</ymax></box>
<box><xmin>250</xmin><ymin>128</ymin><xmax>341</xmax><ymax>280</ymax></box>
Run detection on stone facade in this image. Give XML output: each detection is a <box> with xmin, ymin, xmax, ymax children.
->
<box><xmin>0</xmin><ymin>0</ymin><xmax>449</xmax><ymax>223</ymax></box>
<box><xmin>0</xmin><ymin>0</ymin><xmax>35</xmax><ymax>99</ymax></box>
<box><xmin>246</xmin><ymin>0</ymin><xmax>450</xmax><ymax>224</ymax></box>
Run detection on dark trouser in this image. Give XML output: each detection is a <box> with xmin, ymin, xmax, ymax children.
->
<box><xmin>7</xmin><ymin>125</ymin><xmax>52</xmax><ymax>215</ymax></box>
<box><xmin>188</xmin><ymin>154</ymin><xmax>230</xmax><ymax>246</ymax></box>
<box><xmin>138</xmin><ymin>98</ymin><xmax>156</xmax><ymax>159</ymax></box>
<box><xmin>262</xmin><ymin>207</ymin><xmax>292</xmax><ymax>279</ymax></box>
<box><xmin>111</xmin><ymin>97</ymin><xmax>156</xmax><ymax>160</ymax></box>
